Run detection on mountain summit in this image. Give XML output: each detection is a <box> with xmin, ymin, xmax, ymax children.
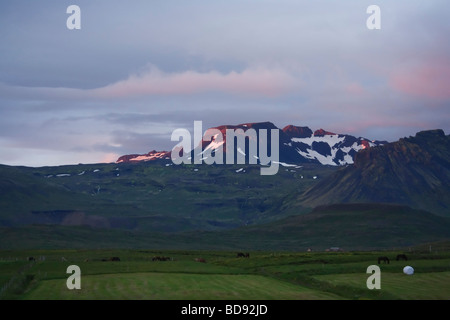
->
<box><xmin>117</xmin><ymin>150</ymin><xmax>171</xmax><ymax>163</ymax></box>
<box><xmin>117</xmin><ymin>122</ymin><xmax>386</xmax><ymax>166</ymax></box>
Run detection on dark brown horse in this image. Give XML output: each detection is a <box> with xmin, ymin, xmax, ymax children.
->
<box><xmin>378</xmin><ymin>256</ymin><xmax>390</xmax><ymax>264</ymax></box>
<box><xmin>102</xmin><ymin>257</ymin><xmax>120</xmax><ymax>261</ymax></box>
<box><xmin>396</xmin><ymin>254</ymin><xmax>408</xmax><ymax>261</ymax></box>
<box><xmin>153</xmin><ymin>256</ymin><xmax>171</xmax><ymax>261</ymax></box>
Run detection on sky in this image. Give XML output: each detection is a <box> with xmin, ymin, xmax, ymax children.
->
<box><xmin>0</xmin><ymin>0</ymin><xmax>449</xmax><ymax>167</ymax></box>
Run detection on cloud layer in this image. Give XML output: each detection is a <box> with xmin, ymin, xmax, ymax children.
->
<box><xmin>95</xmin><ymin>66</ymin><xmax>299</xmax><ymax>98</ymax></box>
<box><xmin>0</xmin><ymin>0</ymin><xmax>449</xmax><ymax>166</ymax></box>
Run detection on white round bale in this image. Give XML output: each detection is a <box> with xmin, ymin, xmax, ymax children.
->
<box><xmin>403</xmin><ymin>266</ymin><xmax>414</xmax><ymax>275</ymax></box>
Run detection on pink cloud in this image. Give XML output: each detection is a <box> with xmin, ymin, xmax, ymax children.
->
<box><xmin>390</xmin><ymin>59</ymin><xmax>450</xmax><ymax>100</ymax></box>
<box><xmin>346</xmin><ymin>82</ymin><xmax>366</xmax><ymax>95</ymax></box>
<box><xmin>94</xmin><ymin>66</ymin><xmax>299</xmax><ymax>98</ymax></box>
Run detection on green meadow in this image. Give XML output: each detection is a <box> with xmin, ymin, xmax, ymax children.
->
<box><xmin>1</xmin><ymin>248</ymin><xmax>449</xmax><ymax>300</ymax></box>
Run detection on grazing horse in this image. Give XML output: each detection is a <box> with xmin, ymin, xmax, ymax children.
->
<box><xmin>237</xmin><ymin>252</ymin><xmax>250</xmax><ymax>258</ymax></box>
<box><xmin>396</xmin><ymin>254</ymin><xmax>408</xmax><ymax>261</ymax></box>
<box><xmin>153</xmin><ymin>256</ymin><xmax>170</xmax><ymax>261</ymax></box>
<box><xmin>195</xmin><ymin>258</ymin><xmax>206</xmax><ymax>263</ymax></box>
<box><xmin>27</xmin><ymin>257</ymin><xmax>35</xmax><ymax>261</ymax></box>
<box><xmin>378</xmin><ymin>256</ymin><xmax>390</xmax><ymax>264</ymax></box>
<box><xmin>102</xmin><ymin>257</ymin><xmax>120</xmax><ymax>262</ymax></box>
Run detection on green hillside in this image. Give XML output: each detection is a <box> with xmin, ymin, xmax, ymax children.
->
<box><xmin>1</xmin><ymin>204</ymin><xmax>449</xmax><ymax>251</ymax></box>
<box><xmin>0</xmin><ymin>161</ymin><xmax>335</xmax><ymax>232</ymax></box>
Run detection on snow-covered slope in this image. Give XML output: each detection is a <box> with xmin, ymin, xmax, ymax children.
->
<box><xmin>116</xmin><ymin>123</ymin><xmax>387</xmax><ymax>166</ymax></box>
<box><xmin>287</xmin><ymin>128</ymin><xmax>383</xmax><ymax>166</ymax></box>
<box><xmin>116</xmin><ymin>150</ymin><xmax>171</xmax><ymax>163</ymax></box>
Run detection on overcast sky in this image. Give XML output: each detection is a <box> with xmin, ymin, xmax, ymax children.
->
<box><xmin>0</xmin><ymin>0</ymin><xmax>449</xmax><ymax>167</ymax></box>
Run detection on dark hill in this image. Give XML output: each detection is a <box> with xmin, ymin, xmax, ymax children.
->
<box><xmin>298</xmin><ymin>130</ymin><xmax>450</xmax><ymax>215</ymax></box>
<box><xmin>2</xmin><ymin>203</ymin><xmax>448</xmax><ymax>250</ymax></box>
<box><xmin>220</xmin><ymin>203</ymin><xmax>450</xmax><ymax>250</ymax></box>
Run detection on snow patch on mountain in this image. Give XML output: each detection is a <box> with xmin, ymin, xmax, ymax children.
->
<box><xmin>203</xmin><ymin>140</ymin><xmax>224</xmax><ymax>153</ymax></box>
<box><xmin>237</xmin><ymin>147</ymin><xmax>246</xmax><ymax>156</ymax></box>
<box><xmin>273</xmin><ymin>161</ymin><xmax>298</xmax><ymax>167</ymax></box>
<box><xmin>296</xmin><ymin>148</ymin><xmax>336</xmax><ymax>166</ymax></box>
<box><xmin>291</xmin><ymin>134</ymin><xmax>345</xmax><ymax>146</ymax></box>
<box><xmin>129</xmin><ymin>152</ymin><xmax>167</xmax><ymax>161</ymax></box>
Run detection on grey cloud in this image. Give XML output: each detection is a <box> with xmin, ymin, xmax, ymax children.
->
<box><xmin>0</xmin><ymin>0</ymin><xmax>449</xmax><ymax>166</ymax></box>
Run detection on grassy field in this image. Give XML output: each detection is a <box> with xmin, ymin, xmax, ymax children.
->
<box><xmin>315</xmin><ymin>272</ymin><xmax>450</xmax><ymax>300</ymax></box>
<box><xmin>1</xmin><ymin>248</ymin><xmax>449</xmax><ymax>300</ymax></box>
<box><xmin>24</xmin><ymin>273</ymin><xmax>340</xmax><ymax>300</ymax></box>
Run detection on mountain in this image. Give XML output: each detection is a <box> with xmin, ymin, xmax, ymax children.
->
<box><xmin>298</xmin><ymin>130</ymin><xmax>450</xmax><ymax>215</ymax></box>
<box><xmin>117</xmin><ymin>122</ymin><xmax>386</xmax><ymax>166</ymax></box>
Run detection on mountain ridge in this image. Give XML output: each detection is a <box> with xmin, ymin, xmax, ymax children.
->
<box><xmin>117</xmin><ymin>122</ymin><xmax>387</xmax><ymax>166</ymax></box>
